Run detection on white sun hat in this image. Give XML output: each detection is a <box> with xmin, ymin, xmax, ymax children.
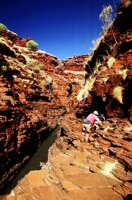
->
<box><xmin>93</xmin><ymin>110</ymin><xmax>99</xmax><ymax>115</ymax></box>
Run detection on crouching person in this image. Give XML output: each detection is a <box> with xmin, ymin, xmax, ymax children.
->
<box><xmin>82</xmin><ymin>111</ymin><xmax>102</xmax><ymax>142</ymax></box>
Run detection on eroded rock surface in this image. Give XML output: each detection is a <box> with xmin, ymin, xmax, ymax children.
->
<box><xmin>84</xmin><ymin>0</ymin><xmax>132</xmax><ymax>118</ymax></box>
<box><xmin>2</xmin><ymin>114</ymin><xmax>131</xmax><ymax>200</ymax></box>
<box><xmin>0</xmin><ymin>0</ymin><xmax>131</xmax><ymax>199</ymax></box>
<box><xmin>0</xmin><ymin>23</ymin><xmax>88</xmax><ymax>193</ymax></box>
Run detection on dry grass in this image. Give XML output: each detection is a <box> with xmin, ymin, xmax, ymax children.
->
<box><xmin>77</xmin><ymin>77</ymin><xmax>95</xmax><ymax>101</ymax></box>
<box><xmin>107</xmin><ymin>57</ymin><xmax>115</xmax><ymax>68</ymax></box>
<box><xmin>117</xmin><ymin>68</ymin><xmax>128</xmax><ymax>80</ymax></box>
<box><xmin>101</xmin><ymin>77</ymin><xmax>109</xmax><ymax>84</ymax></box>
<box><xmin>112</xmin><ymin>86</ymin><xmax>123</xmax><ymax>104</ymax></box>
<box><xmin>91</xmin><ymin>37</ymin><xmax>102</xmax><ymax>52</ymax></box>
<box><xmin>123</xmin><ymin>124</ymin><xmax>132</xmax><ymax>133</ymax></box>
<box><xmin>93</xmin><ymin>61</ymin><xmax>101</xmax><ymax>75</ymax></box>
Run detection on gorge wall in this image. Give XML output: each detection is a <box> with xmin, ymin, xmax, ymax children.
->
<box><xmin>0</xmin><ymin>21</ymin><xmax>89</xmax><ymax>192</ymax></box>
<box><xmin>0</xmin><ymin>0</ymin><xmax>131</xmax><ymax>199</ymax></box>
<box><xmin>84</xmin><ymin>0</ymin><xmax>132</xmax><ymax>119</ymax></box>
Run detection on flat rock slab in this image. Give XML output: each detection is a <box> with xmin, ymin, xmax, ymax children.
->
<box><xmin>66</xmin><ymin>173</ymin><xmax>119</xmax><ymax>189</ymax></box>
<box><xmin>69</xmin><ymin>188</ymin><xmax>123</xmax><ymax>200</ymax></box>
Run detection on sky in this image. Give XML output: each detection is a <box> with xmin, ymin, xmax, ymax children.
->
<box><xmin>0</xmin><ymin>0</ymin><xmax>120</xmax><ymax>60</ymax></box>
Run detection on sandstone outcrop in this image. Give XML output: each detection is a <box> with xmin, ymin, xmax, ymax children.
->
<box><xmin>0</xmin><ymin>0</ymin><xmax>131</xmax><ymax>199</ymax></box>
<box><xmin>1</xmin><ymin>114</ymin><xmax>131</xmax><ymax>199</ymax></box>
<box><xmin>84</xmin><ymin>0</ymin><xmax>132</xmax><ymax>119</ymax></box>
<box><xmin>0</xmin><ymin>31</ymin><xmax>65</xmax><ymax>191</ymax></box>
<box><xmin>0</xmin><ymin>22</ymin><xmax>88</xmax><ymax>193</ymax></box>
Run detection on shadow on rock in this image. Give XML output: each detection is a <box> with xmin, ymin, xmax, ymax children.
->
<box><xmin>124</xmin><ymin>194</ymin><xmax>132</xmax><ymax>200</ymax></box>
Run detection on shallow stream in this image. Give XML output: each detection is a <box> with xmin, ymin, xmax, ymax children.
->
<box><xmin>1</xmin><ymin>126</ymin><xmax>60</xmax><ymax>195</ymax></box>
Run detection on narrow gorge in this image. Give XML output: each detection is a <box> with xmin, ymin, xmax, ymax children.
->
<box><xmin>0</xmin><ymin>0</ymin><xmax>131</xmax><ymax>199</ymax></box>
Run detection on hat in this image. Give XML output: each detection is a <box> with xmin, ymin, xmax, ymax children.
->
<box><xmin>93</xmin><ymin>110</ymin><xmax>99</xmax><ymax>115</ymax></box>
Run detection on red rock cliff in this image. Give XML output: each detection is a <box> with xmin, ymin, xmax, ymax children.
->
<box><xmin>0</xmin><ymin>30</ymin><xmax>66</xmax><ymax>191</ymax></box>
<box><xmin>83</xmin><ymin>0</ymin><xmax>132</xmax><ymax>119</ymax></box>
<box><xmin>0</xmin><ymin>0</ymin><xmax>131</xmax><ymax>198</ymax></box>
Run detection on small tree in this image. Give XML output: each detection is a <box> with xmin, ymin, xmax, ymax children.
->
<box><xmin>99</xmin><ymin>5</ymin><xmax>117</xmax><ymax>43</ymax></box>
<box><xmin>0</xmin><ymin>23</ymin><xmax>8</xmax><ymax>35</ymax></box>
<box><xmin>26</xmin><ymin>40</ymin><xmax>38</xmax><ymax>51</ymax></box>
<box><xmin>99</xmin><ymin>5</ymin><xmax>113</xmax><ymax>32</ymax></box>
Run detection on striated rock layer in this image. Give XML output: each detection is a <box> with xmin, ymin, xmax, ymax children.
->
<box><xmin>1</xmin><ymin>114</ymin><xmax>132</xmax><ymax>199</ymax></box>
<box><xmin>0</xmin><ymin>22</ymin><xmax>88</xmax><ymax>192</ymax></box>
<box><xmin>0</xmin><ymin>0</ymin><xmax>131</xmax><ymax>199</ymax></box>
<box><xmin>84</xmin><ymin>0</ymin><xmax>132</xmax><ymax>119</ymax></box>
<box><xmin>0</xmin><ymin>30</ymin><xmax>65</xmax><ymax>191</ymax></box>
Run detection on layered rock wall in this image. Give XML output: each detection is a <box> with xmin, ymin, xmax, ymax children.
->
<box><xmin>0</xmin><ymin>0</ymin><xmax>131</xmax><ymax>198</ymax></box>
<box><xmin>2</xmin><ymin>114</ymin><xmax>131</xmax><ymax>199</ymax></box>
<box><xmin>0</xmin><ymin>26</ymin><xmax>89</xmax><ymax>191</ymax></box>
<box><xmin>83</xmin><ymin>0</ymin><xmax>132</xmax><ymax>119</ymax></box>
<box><xmin>0</xmin><ymin>32</ymin><xmax>66</xmax><ymax>191</ymax></box>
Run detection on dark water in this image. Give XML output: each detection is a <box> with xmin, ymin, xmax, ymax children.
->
<box><xmin>1</xmin><ymin>126</ymin><xmax>60</xmax><ymax>195</ymax></box>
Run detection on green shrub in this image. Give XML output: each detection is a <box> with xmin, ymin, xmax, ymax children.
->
<box><xmin>1</xmin><ymin>65</ymin><xmax>7</xmax><ymax>71</ymax></box>
<box><xmin>26</xmin><ymin>40</ymin><xmax>38</xmax><ymax>51</ymax></box>
<box><xmin>0</xmin><ymin>23</ymin><xmax>8</xmax><ymax>35</ymax></box>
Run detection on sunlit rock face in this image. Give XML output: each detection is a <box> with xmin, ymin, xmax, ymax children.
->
<box><xmin>0</xmin><ymin>0</ymin><xmax>131</xmax><ymax>198</ymax></box>
<box><xmin>0</xmin><ymin>29</ymin><xmax>66</xmax><ymax>191</ymax></box>
<box><xmin>0</xmin><ymin>23</ymin><xmax>88</xmax><ymax>191</ymax></box>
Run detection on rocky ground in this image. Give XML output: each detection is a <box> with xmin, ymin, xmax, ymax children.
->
<box><xmin>1</xmin><ymin>113</ymin><xmax>131</xmax><ymax>200</ymax></box>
